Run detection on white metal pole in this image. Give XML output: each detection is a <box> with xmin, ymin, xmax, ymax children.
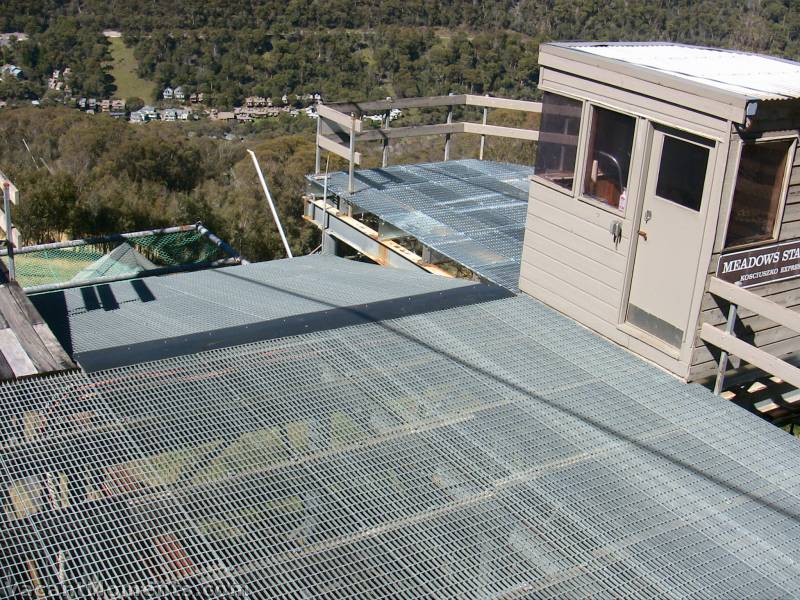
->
<box><xmin>479</xmin><ymin>106</ymin><xmax>488</xmax><ymax>160</ymax></box>
<box><xmin>348</xmin><ymin>113</ymin><xmax>356</xmax><ymax>194</ymax></box>
<box><xmin>247</xmin><ymin>149</ymin><xmax>293</xmax><ymax>259</ymax></box>
<box><xmin>3</xmin><ymin>183</ymin><xmax>14</xmax><ymax>280</ymax></box>
<box><xmin>321</xmin><ymin>156</ymin><xmax>330</xmax><ymax>256</ymax></box>
<box><xmin>314</xmin><ymin>115</ymin><xmax>321</xmax><ymax>175</ymax></box>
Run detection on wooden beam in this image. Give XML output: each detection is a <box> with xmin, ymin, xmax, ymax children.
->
<box><xmin>317</xmin><ymin>104</ymin><xmax>362</xmax><ymax>133</ymax></box>
<box><xmin>461</xmin><ymin>122</ymin><xmax>539</xmax><ymax>141</ymax></box>
<box><xmin>318</xmin><ymin>135</ymin><xmax>362</xmax><ymax>165</ymax></box>
<box><xmin>329</xmin><ymin>95</ymin><xmax>467</xmax><ymax>114</ymax></box>
<box><xmin>465</xmin><ymin>95</ymin><xmax>542</xmax><ymax>113</ymax></box>
<box><xmin>701</xmin><ymin>323</ymin><xmax>800</xmax><ymax>389</ymax></box>
<box><xmin>358</xmin><ymin>122</ymin><xmax>539</xmax><ymax>142</ymax></box>
<box><xmin>357</xmin><ymin>123</ymin><xmax>462</xmax><ymax>142</ymax></box>
<box><xmin>304</xmin><ymin>197</ymin><xmax>453</xmax><ymax>277</ymax></box>
<box><xmin>708</xmin><ymin>277</ymin><xmax>800</xmax><ymax>334</ymax></box>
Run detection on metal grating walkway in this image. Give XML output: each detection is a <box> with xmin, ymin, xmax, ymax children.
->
<box><xmin>30</xmin><ymin>255</ymin><xmax>501</xmax><ymax>370</ymax></box>
<box><xmin>312</xmin><ymin>159</ymin><xmax>532</xmax><ymax>291</ymax></box>
<box><xmin>2</xmin><ymin>271</ymin><xmax>800</xmax><ymax>596</ymax></box>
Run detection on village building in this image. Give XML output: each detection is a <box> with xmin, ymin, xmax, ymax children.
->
<box><xmin>0</xmin><ymin>64</ymin><xmax>23</xmax><ymax>79</ymax></box>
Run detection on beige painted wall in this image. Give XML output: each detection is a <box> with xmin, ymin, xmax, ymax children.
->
<box><xmin>520</xmin><ymin>63</ymin><xmax>733</xmax><ymax>379</ymax></box>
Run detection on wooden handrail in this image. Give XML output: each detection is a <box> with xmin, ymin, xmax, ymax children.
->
<box><xmin>708</xmin><ymin>277</ymin><xmax>800</xmax><ymax>334</ymax></box>
<box><xmin>700</xmin><ymin>323</ymin><xmax>800</xmax><ymax>389</ymax></box>
<box><xmin>703</xmin><ymin>276</ymin><xmax>800</xmax><ymax>392</ymax></box>
<box><xmin>317</xmin><ymin>103</ymin><xmax>363</xmax><ymax>132</ymax></box>
<box><xmin>318</xmin><ymin>135</ymin><xmax>362</xmax><ymax>165</ymax></box>
<box><xmin>314</xmin><ymin>93</ymin><xmax>541</xmax><ymax>183</ymax></box>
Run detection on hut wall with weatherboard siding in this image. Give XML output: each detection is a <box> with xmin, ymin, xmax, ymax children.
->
<box><xmin>520</xmin><ymin>62</ymin><xmax>733</xmax><ymax>376</ymax></box>
<box><xmin>689</xmin><ymin>138</ymin><xmax>800</xmax><ymax>382</ymax></box>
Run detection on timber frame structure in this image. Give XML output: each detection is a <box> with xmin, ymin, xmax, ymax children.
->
<box><xmin>314</xmin><ymin>94</ymin><xmax>541</xmax><ymax>192</ymax></box>
<box><xmin>306</xmin><ymin>95</ymin><xmax>540</xmax><ymax>287</ymax></box>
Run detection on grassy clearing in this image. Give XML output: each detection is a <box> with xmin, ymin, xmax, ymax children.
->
<box><xmin>107</xmin><ymin>36</ymin><xmax>156</xmax><ymax>102</ymax></box>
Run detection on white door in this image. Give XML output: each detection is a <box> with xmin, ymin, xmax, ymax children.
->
<box><xmin>626</xmin><ymin>127</ymin><xmax>715</xmax><ymax>349</ymax></box>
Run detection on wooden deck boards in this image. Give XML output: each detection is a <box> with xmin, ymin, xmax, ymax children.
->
<box><xmin>0</xmin><ymin>266</ymin><xmax>75</xmax><ymax>380</ymax></box>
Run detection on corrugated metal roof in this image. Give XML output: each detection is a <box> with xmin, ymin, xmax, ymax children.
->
<box><xmin>2</xmin><ymin>265</ymin><xmax>800</xmax><ymax>596</ymax></box>
<box><xmin>566</xmin><ymin>42</ymin><xmax>800</xmax><ymax>100</ymax></box>
<box><xmin>311</xmin><ymin>159</ymin><xmax>532</xmax><ymax>291</ymax></box>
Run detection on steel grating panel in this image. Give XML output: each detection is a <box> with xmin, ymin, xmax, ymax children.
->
<box><xmin>2</xmin><ymin>288</ymin><xmax>800</xmax><ymax>597</ymax></box>
<box><xmin>310</xmin><ymin>159</ymin><xmax>533</xmax><ymax>291</ymax></box>
<box><xmin>28</xmin><ymin>255</ymin><xmax>488</xmax><ymax>365</ymax></box>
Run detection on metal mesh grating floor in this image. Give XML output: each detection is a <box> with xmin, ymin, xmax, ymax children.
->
<box><xmin>2</xmin><ymin>285</ymin><xmax>800</xmax><ymax>597</ymax></box>
<box><xmin>312</xmin><ymin>160</ymin><xmax>532</xmax><ymax>291</ymax></box>
<box><xmin>29</xmin><ymin>255</ymin><xmax>482</xmax><ymax>362</ymax></box>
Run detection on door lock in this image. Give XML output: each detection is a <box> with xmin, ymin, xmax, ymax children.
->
<box><xmin>609</xmin><ymin>220</ymin><xmax>623</xmax><ymax>246</ymax></box>
<box><xmin>644</xmin><ymin>209</ymin><xmax>652</xmax><ymax>223</ymax></box>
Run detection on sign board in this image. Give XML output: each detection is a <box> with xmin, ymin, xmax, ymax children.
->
<box><xmin>717</xmin><ymin>240</ymin><xmax>800</xmax><ymax>288</ymax></box>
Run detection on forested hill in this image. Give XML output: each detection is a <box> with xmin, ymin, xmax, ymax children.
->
<box><xmin>1</xmin><ymin>1</ymin><xmax>800</xmax><ymax>104</ymax></box>
<box><xmin>2</xmin><ymin>0</ymin><xmax>799</xmax><ymax>54</ymax></box>
<box><xmin>0</xmin><ymin>1</ymin><xmax>799</xmax><ymax>263</ymax></box>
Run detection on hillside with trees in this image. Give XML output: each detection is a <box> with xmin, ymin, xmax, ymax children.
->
<box><xmin>1</xmin><ymin>1</ymin><xmax>799</xmax><ymax>259</ymax></box>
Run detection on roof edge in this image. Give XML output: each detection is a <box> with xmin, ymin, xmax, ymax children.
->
<box><xmin>540</xmin><ymin>42</ymin><xmax>751</xmax><ymax>123</ymax></box>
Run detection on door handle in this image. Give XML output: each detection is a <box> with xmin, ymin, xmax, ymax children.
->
<box><xmin>638</xmin><ymin>229</ymin><xmax>648</xmax><ymax>241</ymax></box>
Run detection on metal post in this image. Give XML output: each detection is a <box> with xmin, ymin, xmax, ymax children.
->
<box><xmin>195</xmin><ymin>223</ymin><xmax>249</xmax><ymax>264</ymax></box>
<box><xmin>713</xmin><ymin>301</ymin><xmax>739</xmax><ymax>395</ymax></box>
<box><xmin>321</xmin><ymin>156</ymin><xmax>330</xmax><ymax>256</ymax></box>
<box><xmin>246</xmin><ymin>149</ymin><xmax>293</xmax><ymax>259</ymax></box>
<box><xmin>314</xmin><ymin>114</ymin><xmax>321</xmax><ymax>175</ymax></box>
<box><xmin>444</xmin><ymin>104</ymin><xmax>453</xmax><ymax>162</ymax></box>
<box><xmin>381</xmin><ymin>110</ymin><xmax>391</xmax><ymax>168</ymax></box>
<box><xmin>479</xmin><ymin>105</ymin><xmax>488</xmax><ymax>160</ymax></box>
<box><xmin>3</xmin><ymin>182</ymin><xmax>14</xmax><ymax>281</ymax></box>
<box><xmin>348</xmin><ymin>113</ymin><xmax>356</xmax><ymax>194</ymax></box>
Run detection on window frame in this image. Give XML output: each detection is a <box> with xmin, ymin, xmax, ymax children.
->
<box><xmin>577</xmin><ymin>102</ymin><xmax>639</xmax><ymax>217</ymax></box>
<box><xmin>723</xmin><ymin>135</ymin><xmax>798</xmax><ymax>251</ymax></box>
<box><xmin>531</xmin><ymin>91</ymin><xmax>585</xmax><ymax>197</ymax></box>
<box><xmin>652</xmin><ymin>128</ymin><xmax>714</xmax><ymax>214</ymax></box>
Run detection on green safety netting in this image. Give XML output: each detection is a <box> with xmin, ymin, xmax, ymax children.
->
<box><xmin>5</xmin><ymin>227</ymin><xmax>233</xmax><ymax>290</ymax></box>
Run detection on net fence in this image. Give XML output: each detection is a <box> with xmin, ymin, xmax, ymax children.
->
<box><xmin>3</xmin><ymin>226</ymin><xmax>235</xmax><ymax>290</ymax></box>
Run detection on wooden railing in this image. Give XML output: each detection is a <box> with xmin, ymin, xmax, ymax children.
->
<box><xmin>701</xmin><ymin>277</ymin><xmax>800</xmax><ymax>392</ymax></box>
<box><xmin>314</xmin><ymin>94</ymin><xmax>542</xmax><ymax>193</ymax></box>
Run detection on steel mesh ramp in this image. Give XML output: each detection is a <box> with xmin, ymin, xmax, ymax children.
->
<box><xmin>311</xmin><ymin>159</ymin><xmax>533</xmax><ymax>291</ymax></box>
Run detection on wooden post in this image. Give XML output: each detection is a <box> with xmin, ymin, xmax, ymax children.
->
<box><xmin>382</xmin><ymin>111</ymin><xmax>391</xmax><ymax>168</ymax></box>
<box><xmin>348</xmin><ymin>113</ymin><xmax>356</xmax><ymax>194</ymax></box>
<box><xmin>3</xmin><ymin>183</ymin><xmax>14</xmax><ymax>281</ymax></box>
<box><xmin>479</xmin><ymin>105</ymin><xmax>488</xmax><ymax>160</ymax></box>
<box><xmin>444</xmin><ymin>98</ymin><xmax>453</xmax><ymax>161</ymax></box>
<box><xmin>314</xmin><ymin>114</ymin><xmax>321</xmax><ymax>175</ymax></box>
<box><xmin>713</xmin><ymin>302</ymin><xmax>739</xmax><ymax>395</ymax></box>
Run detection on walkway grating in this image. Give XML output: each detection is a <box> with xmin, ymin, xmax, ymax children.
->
<box><xmin>310</xmin><ymin>159</ymin><xmax>533</xmax><ymax>291</ymax></box>
<box><xmin>1</xmin><ymin>261</ymin><xmax>800</xmax><ymax>597</ymax></box>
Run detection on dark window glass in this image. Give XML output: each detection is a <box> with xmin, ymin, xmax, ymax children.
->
<box><xmin>534</xmin><ymin>92</ymin><xmax>582</xmax><ymax>191</ymax></box>
<box><xmin>655</xmin><ymin>136</ymin><xmax>709</xmax><ymax>211</ymax></box>
<box><xmin>725</xmin><ymin>140</ymin><xmax>793</xmax><ymax>248</ymax></box>
<box><xmin>583</xmin><ymin>107</ymin><xmax>636</xmax><ymax>210</ymax></box>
